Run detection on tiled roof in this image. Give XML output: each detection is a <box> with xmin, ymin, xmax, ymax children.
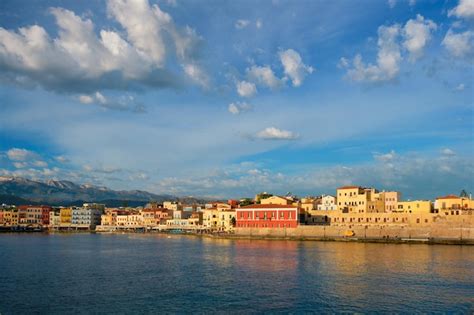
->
<box><xmin>337</xmin><ymin>186</ymin><xmax>360</xmax><ymax>190</ymax></box>
<box><xmin>436</xmin><ymin>195</ymin><xmax>460</xmax><ymax>199</ymax></box>
<box><xmin>239</xmin><ymin>204</ymin><xmax>298</xmax><ymax>209</ymax></box>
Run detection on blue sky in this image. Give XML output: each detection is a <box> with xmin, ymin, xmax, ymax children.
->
<box><xmin>0</xmin><ymin>0</ymin><xmax>473</xmax><ymax>199</ymax></box>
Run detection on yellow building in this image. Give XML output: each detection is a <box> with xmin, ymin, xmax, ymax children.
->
<box><xmin>203</xmin><ymin>208</ymin><xmax>218</xmax><ymax>229</ymax></box>
<box><xmin>2</xmin><ymin>210</ymin><xmax>18</xmax><ymax>226</ymax></box>
<box><xmin>336</xmin><ymin>186</ymin><xmax>377</xmax><ymax>213</ymax></box>
<box><xmin>217</xmin><ymin>209</ymin><xmax>236</xmax><ymax>232</ymax></box>
<box><xmin>101</xmin><ymin>213</ymin><xmax>115</xmax><ymax>226</ymax></box>
<box><xmin>60</xmin><ymin>208</ymin><xmax>72</xmax><ymax>227</ymax></box>
<box><xmin>435</xmin><ymin>195</ymin><xmax>474</xmax><ymax>212</ymax></box>
<box><xmin>374</xmin><ymin>191</ymin><xmax>400</xmax><ymax>212</ymax></box>
<box><xmin>260</xmin><ymin>196</ymin><xmax>292</xmax><ymax>205</ymax></box>
<box><xmin>396</xmin><ymin>200</ymin><xmax>432</xmax><ymax>214</ymax></box>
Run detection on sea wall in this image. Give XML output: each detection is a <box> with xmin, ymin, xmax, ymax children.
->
<box><xmin>235</xmin><ymin>214</ymin><xmax>474</xmax><ymax>243</ymax></box>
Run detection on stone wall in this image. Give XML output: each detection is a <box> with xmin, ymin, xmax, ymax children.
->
<box><xmin>235</xmin><ymin>213</ymin><xmax>474</xmax><ymax>243</ymax></box>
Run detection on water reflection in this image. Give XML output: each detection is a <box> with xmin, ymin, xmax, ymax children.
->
<box><xmin>0</xmin><ymin>234</ymin><xmax>472</xmax><ymax>313</ymax></box>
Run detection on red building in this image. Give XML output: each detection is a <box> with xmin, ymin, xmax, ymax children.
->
<box><xmin>236</xmin><ymin>204</ymin><xmax>299</xmax><ymax>228</ymax></box>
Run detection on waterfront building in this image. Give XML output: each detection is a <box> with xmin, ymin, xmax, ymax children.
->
<box><xmin>71</xmin><ymin>207</ymin><xmax>103</xmax><ymax>229</ymax></box>
<box><xmin>166</xmin><ymin>211</ymin><xmax>202</xmax><ymax>228</ymax></box>
<box><xmin>435</xmin><ymin>195</ymin><xmax>474</xmax><ymax>213</ymax></box>
<box><xmin>60</xmin><ymin>208</ymin><xmax>73</xmax><ymax>227</ymax></box>
<box><xmin>49</xmin><ymin>210</ymin><xmax>61</xmax><ymax>228</ymax></box>
<box><xmin>396</xmin><ymin>200</ymin><xmax>432</xmax><ymax>214</ymax></box>
<box><xmin>217</xmin><ymin>209</ymin><xmax>236</xmax><ymax>232</ymax></box>
<box><xmin>2</xmin><ymin>209</ymin><xmax>18</xmax><ymax>226</ymax></box>
<box><xmin>300</xmin><ymin>197</ymin><xmax>321</xmax><ymax>212</ymax></box>
<box><xmin>163</xmin><ymin>201</ymin><xmax>182</xmax><ymax>211</ymax></box>
<box><xmin>317</xmin><ymin>195</ymin><xmax>337</xmax><ymax>211</ymax></box>
<box><xmin>141</xmin><ymin>209</ymin><xmax>159</xmax><ymax>227</ymax></box>
<box><xmin>203</xmin><ymin>208</ymin><xmax>218</xmax><ymax>229</ymax></box>
<box><xmin>18</xmin><ymin>206</ymin><xmax>43</xmax><ymax>226</ymax></box>
<box><xmin>236</xmin><ymin>204</ymin><xmax>299</xmax><ymax>228</ymax></box>
<box><xmin>260</xmin><ymin>195</ymin><xmax>292</xmax><ymax>206</ymax></box>
<box><xmin>337</xmin><ymin>186</ymin><xmax>381</xmax><ymax>213</ymax></box>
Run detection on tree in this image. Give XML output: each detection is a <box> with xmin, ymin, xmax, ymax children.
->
<box><xmin>230</xmin><ymin>217</ymin><xmax>236</xmax><ymax>227</ymax></box>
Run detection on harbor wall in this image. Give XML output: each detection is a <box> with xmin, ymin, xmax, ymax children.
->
<box><xmin>235</xmin><ymin>213</ymin><xmax>474</xmax><ymax>243</ymax></box>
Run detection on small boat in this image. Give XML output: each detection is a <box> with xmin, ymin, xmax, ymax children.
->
<box><xmin>344</xmin><ymin>230</ymin><xmax>355</xmax><ymax>237</ymax></box>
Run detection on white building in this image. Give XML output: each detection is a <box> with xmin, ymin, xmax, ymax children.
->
<box><xmin>317</xmin><ymin>195</ymin><xmax>337</xmax><ymax>211</ymax></box>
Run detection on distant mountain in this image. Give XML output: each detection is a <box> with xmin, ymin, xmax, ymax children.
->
<box><xmin>0</xmin><ymin>176</ymin><xmax>190</xmax><ymax>206</ymax></box>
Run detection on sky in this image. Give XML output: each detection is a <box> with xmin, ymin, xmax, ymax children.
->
<box><xmin>0</xmin><ymin>0</ymin><xmax>473</xmax><ymax>200</ymax></box>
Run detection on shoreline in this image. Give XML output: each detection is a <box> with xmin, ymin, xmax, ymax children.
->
<box><xmin>1</xmin><ymin>229</ymin><xmax>473</xmax><ymax>245</ymax></box>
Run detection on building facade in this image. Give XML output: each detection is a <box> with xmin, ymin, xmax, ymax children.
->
<box><xmin>236</xmin><ymin>204</ymin><xmax>299</xmax><ymax>228</ymax></box>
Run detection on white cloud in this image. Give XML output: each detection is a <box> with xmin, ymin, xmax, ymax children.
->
<box><xmin>77</xmin><ymin>92</ymin><xmax>145</xmax><ymax>112</ymax></box>
<box><xmin>0</xmin><ymin>0</ymin><xmax>205</xmax><ymax>94</ymax></box>
<box><xmin>228</xmin><ymin>102</ymin><xmax>252</xmax><ymax>115</ymax></box>
<box><xmin>79</xmin><ymin>95</ymin><xmax>94</xmax><ymax>104</ymax></box>
<box><xmin>388</xmin><ymin>0</ymin><xmax>397</xmax><ymax>8</ymax></box>
<box><xmin>448</xmin><ymin>0</ymin><xmax>474</xmax><ymax>20</ymax></box>
<box><xmin>256</xmin><ymin>19</ymin><xmax>263</xmax><ymax>29</ymax></box>
<box><xmin>442</xmin><ymin>29</ymin><xmax>473</xmax><ymax>58</ymax></box>
<box><xmin>454</xmin><ymin>83</ymin><xmax>465</xmax><ymax>91</ymax></box>
<box><xmin>247</xmin><ymin>65</ymin><xmax>283</xmax><ymax>89</ymax></box>
<box><xmin>13</xmin><ymin>162</ymin><xmax>28</xmax><ymax>169</ymax></box>
<box><xmin>374</xmin><ymin>150</ymin><xmax>397</xmax><ymax>162</ymax></box>
<box><xmin>279</xmin><ymin>49</ymin><xmax>313</xmax><ymax>87</ymax></box>
<box><xmin>402</xmin><ymin>15</ymin><xmax>437</xmax><ymax>62</ymax></box>
<box><xmin>236</xmin><ymin>80</ymin><xmax>257</xmax><ymax>97</ymax></box>
<box><xmin>409</xmin><ymin>0</ymin><xmax>416</xmax><ymax>6</ymax></box>
<box><xmin>255</xmin><ymin>127</ymin><xmax>299</xmax><ymax>140</ymax></box>
<box><xmin>55</xmin><ymin>156</ymin><xmax>69</xmax><ymax>163</ymax></box>
<box><xmin>235</xmin><ymin>19</ymin><xmax>250</xmax><ymax>29</ymax></box>
<box><xmin>441</xmin><ymin>148</ymin><xmax>456</xmax><ymax>156</ymax></box>
<box><xmin>33</xmin><ymin>160</ymin><xmax>48</xmax><ymax>168</ymax></box>
<box><xmin>7</xmin><ymin>148</ymin><xmax>36</xmax><ymax>161</ymax></box>
<box><xmin>182</xmin><ymin>63</ymin><xmax>210</xmax><ymax>88</ymax></box>
<box><xmin>341</xmin><ymin>24</ymin><xmax>402</xmax><ymax>82</ymax></box>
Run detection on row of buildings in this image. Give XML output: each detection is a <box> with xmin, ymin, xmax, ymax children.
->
<box><xmin>1</xmin><ymin>186</ymin><xmax>473</xmax><ymax>232</ymax></box>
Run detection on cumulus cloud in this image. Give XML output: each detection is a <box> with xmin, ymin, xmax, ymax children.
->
<box><xmin>247</xmin><ymin>65</ymin><xmax>283</xmax><ymax>89</ymax></box>
<box><xmin>0</xmin><ymin>0</ymin><xmax>205</xmax><ymax>95</ymax></box>
<box><xmin>7</xmin><ymin>148</ymin><xmax>37</xmax><ymax>161</ymax></box>
<box><xmin>255</xmin><ymin>127</ymin><xmax>299</xmax><ymax>140</ymax></box>
<box><xmin>77</xmin><ymin>92</ymin><xmax>145</xmax><ymax>112</ymax></box>
<box><xmin>441</xmin><ymin>148</ymin><xmax>456</xmax><ymax>156</ymax></box>
<box><xmin>374</xmin><ymin>150</ymin><xmax>397</xmax><ymax>163</ymax></box>
<box><xmin>279</xmin><ymin>49</ymin><xmax>314</xmax><ymax>87</ymax></box>
<box><xmin>182</xmin><ymin>63</ymin><xmax>210</xmax><ymax>88</ymax></box>
<box><xmin>228</xmin><ymin>102</ymin><xmax>252</xmax><ymax>115</ymax></box>
<box><xmin>442</xmin><ymin>29</ymin><xmax>473</xmax><ymax>58</ymax></box>
<box><xmin>150</xmin><ymin>151</ymin><xmax>474</xmax><ymax>198</ymax></box>
<box><xmin>402</xmin><ymin>15</ymin><xmax>437</xmax><ymax>62</ymax></box>
<box><xmin>388</xmin><ymin>0</ymin><xmax>397</xmax><ymax>8</ymax></box>
<box><xmin>454</xmin><ymin>83</ymin><xmax>466</xmax><ymax>91</ymax></box>
<box><xmin>448</xmin><ymin>0</ymin><xmax>474</xmax><ymax>20</ymax></box>
<box><xmin>235</xmin><ymin>19</ymin><xmax>250</xmax><ymax>29</ymax></box>
<box><xmin>341</xmin><ymin>15</ymin><xmax>436</xmax><ymax>82</ymax></box>
<box><xmin>55</xmin><ymin>156</ymin><xmax>69</xmax><ymax>163</ymax></box>
<box><xmin>236</xmin><ymin>80</ymin><xmax>257</xmax><ymax>97</ymax></box>
<box><xmin>340</xmin><ymin>24</ymin><xmax>402</xmax><ymax>82</ymax></box>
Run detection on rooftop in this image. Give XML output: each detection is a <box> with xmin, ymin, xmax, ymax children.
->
<box><xmin>239</xmin><ymin>204</ymin><xmax>298</xmax><ymax>209</ymax></box>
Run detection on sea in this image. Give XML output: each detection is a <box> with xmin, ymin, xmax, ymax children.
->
<box><xmin>0</xmin><ymin>233</ymin><xmax>473</xmax><ymax>314</ymax></box>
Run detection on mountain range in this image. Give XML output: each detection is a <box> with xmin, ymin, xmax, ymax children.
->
<box><xmin>0</xmin><ymin>176</ymin><xmax>204</xmax><ymax>206</ymax></box>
